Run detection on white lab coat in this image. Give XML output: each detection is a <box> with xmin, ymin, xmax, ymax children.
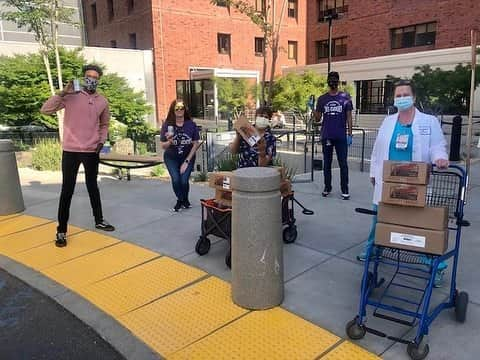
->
<box><xmin>369</xmin><ymin>108</ymin><xmax>448</xmax><ymax>204</ymax></box>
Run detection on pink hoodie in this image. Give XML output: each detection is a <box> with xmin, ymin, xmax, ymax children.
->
<box><xmin>41</xmin><ymin>91</ymin><xmax>110</xmax><ymax>152</ymax></box>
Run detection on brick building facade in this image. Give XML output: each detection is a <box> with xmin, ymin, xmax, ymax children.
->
<box><xmin>83</xmin><ymin>0</ymin><xmax>307</xmax><ymax>122</ymax></box>
<box><xmin>82</xmin><ymin>0</ymin><xmax>480</xmax><ymax>121</ymax></box>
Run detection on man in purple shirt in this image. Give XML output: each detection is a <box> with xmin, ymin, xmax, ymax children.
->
<box><xmin>315</xmin><ymin>71</ymin><xmax>353</xmax><ymax>200</ymax></box>
<box><xmin>41</xmin><ymin>64</ymin><xmax>115</xmax><ymax>248</ymax></box>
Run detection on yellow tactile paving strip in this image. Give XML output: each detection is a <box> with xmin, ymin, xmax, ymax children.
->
<box><xmin>169</xmin><ymin>307</ymin><xmax>340</xmax><ymax>360</ymax></box>
<box><xmin>118</xmin><ymin>277</ymin><xmax>249</xmax><ymax>357</ymax></box>
<box><xmin>0</xmin><ymin>213</ymin><xmax>22</xmax><ymax>222</ymax></box>
<box><xmin>8</xmin><ymin>230</ymin><xmax>114</xmax><ymax>270</ymax></box>
<box><xmin>0</xmin><ymin>215</ymin><xmax>51</xmax><ymax>237</ymax></box>
<box><xmin>78</xmin><ymin>257</ymin><xmax>206</xmax><ymax>317</ymax></box>
<box><xmin>0</xmin><ymin>214</ymin><xmax>379</xmax><ymax>359</ymax></box>
<box><xmin>320</xmin><ymin>341</ymin><xmax>381</xmax><ymax>359</ymax></box>
<box><xmin>0</xmin><ymin>222</ymin><xmax>83</xmax><ymax>256</ymax></box>
<box><xmin>42</xmin><ymin>241</ymin><xmax>159</xmax><ymax>291</ymax></box>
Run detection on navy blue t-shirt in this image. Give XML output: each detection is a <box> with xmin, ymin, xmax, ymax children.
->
<box><xmin>160</xmin><ymin>120</ymin><xmax>200</xmax><ymax>160</ymax></box>
<box><xmin>316</xmin><ymin>92</ymin><xmax>353</xmax><ymax>140</ymax></box>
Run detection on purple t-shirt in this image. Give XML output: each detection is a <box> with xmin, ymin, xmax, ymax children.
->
<box><xmin>160</xmin><ymin>120</ymin><xmax>200</xmax><ymax>159</ymax></box>
<box><xmin>316</xmin><ymin>92</ymin><xmax>353</xmax><ymax>140</ymax></box>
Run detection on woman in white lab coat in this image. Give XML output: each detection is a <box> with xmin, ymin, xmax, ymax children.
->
<box><xmin>358</xmin><ymin>80</ymin><xmax>449</xmax><ymax>285</ymax></box>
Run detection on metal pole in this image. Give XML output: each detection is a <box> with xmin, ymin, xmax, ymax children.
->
<box><xmin>466</xmin><ymin>29</ymin><xmax>477</xmax><ymax>179</ymax></box>
<box><xmin>327</xmin><ymin>17</ymin><xmax>333</xmax><ymax>73</ymax></box>
<box><xmin>292</xmin><ymin>114</ymin><xmax>296</xmax><ymax>152</ymax></box>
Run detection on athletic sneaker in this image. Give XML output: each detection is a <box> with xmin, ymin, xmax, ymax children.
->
<box><xmin>171</xmin><ymin>200</ymin><xmax>182</xmax><ymax>212</ymax></box>
<box><xmin>341</xmin><ymin>193</ymin><xmax>350</xmax><ymax>200</ymax></box>
<box><xmin>434</xmin><ymin>269</ymin><xmax>445</xmax><ymax>288</ymax></box>
<box><xmin>95</xmin><ymin>220</ymin><xmax>115</xmax><ymax>232</ymax></box>
<box><xmin>322</xmin><ymin>189</ymin><xmax>331</xmax><ymax>197</ymax></box>
<box><xmin>55</xmin><ymin>232</ymin><xmax>67</xmax><ymax>247</ymax></box>
<box><xmin>182</xmin><ymin>200</ymin><xmax>192</xmax><ymax>209</ymax></box>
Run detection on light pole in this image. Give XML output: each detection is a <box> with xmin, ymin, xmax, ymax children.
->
<box><xmin>324</xmin><ymin>9</ymin><xmax>339</xmax><ymax>73</ymax></box>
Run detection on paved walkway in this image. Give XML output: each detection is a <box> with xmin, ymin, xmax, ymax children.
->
<box><xmin>0</xmin><ymin>163</ymin><xmax>478</xmax><ymax>359</ymax></box>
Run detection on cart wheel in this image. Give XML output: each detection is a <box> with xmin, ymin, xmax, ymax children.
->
<box><xmin>407</xmin><ymin>340</ymin><xmax>429</xmax><ymax>360</ymax></box>
<box><xmin>283</xmin><ymin>225</ymin><xmax>298</xmax><ymax>244</ymax></box>
<box><xmin>346</xmin><ymin>317</ymin><xmax>366</xmax><ymax>340</ymax></box>
<box><xmin>455</xmin><ymin>291</ymin><xmax>468</xmax><ymax>323</ymax></box>
<box><xmin>225</xmin><ymin>251</ymin><xmax>231</xmax><ymax>269</ymax></box>
<box><xmin>195</xmin><ymin>236</ymin><xmax>211</xmax><ymax>255</ymax></box>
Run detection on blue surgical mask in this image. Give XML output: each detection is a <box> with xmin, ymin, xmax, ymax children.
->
<box><xmin>394</xmin><ymin>96</ymin><xmax>414</xmax><ymax>112</ymax></box>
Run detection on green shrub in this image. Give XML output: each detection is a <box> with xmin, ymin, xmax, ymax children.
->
<box><xmin>215</xmin><ymin>152</ymin><xmax>239</xmax><ymax>171</ymax></box>
<box><xmin>193</xmin><ymin>171</ymin><xmax>208</xmax><ymax>182</ymax></box>
<box><xmin>136</xmin><ymin>142</ymin><xmax>148</xmax><ymax>155</ymax></box>
<box><xmin>31</xmin><ymin>139</ymin><xmax>62</xmax><ymax>171</ymax></box>
<box><xmin>151</xmin><ymin>164</ymin><xmax>167</xmax><ymax>177</ymax></box>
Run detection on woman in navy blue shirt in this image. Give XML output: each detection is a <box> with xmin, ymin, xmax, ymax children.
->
<box><xmin>160</xmin><ymin>100</ymin><xmax>200</xmax><ymax>212</ymax></box>
<box><xmin>231</xmin><ymin>107</ymin><xmax>277</xmax><ymax>168</ymax></box>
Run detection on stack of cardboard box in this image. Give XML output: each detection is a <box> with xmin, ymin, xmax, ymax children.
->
<box><xmin>209</xmin><ymin>171</ymin><xmax>233</xmax><ymax>207</ymax></box>
<box><xmin>375</xmin><ymin>161</ymin><xmax>449</xmax><ymax>255</ymax></box>
<box><xmin>271</xmin><ymin>166</ymin><xmax>291</xmax><ymax>196</ymax></box>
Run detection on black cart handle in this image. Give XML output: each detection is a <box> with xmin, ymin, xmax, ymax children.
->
<box><xmin>355</xmin><ymin>208</ymin><xmax>378</xmax><ymax>216</ymax></box>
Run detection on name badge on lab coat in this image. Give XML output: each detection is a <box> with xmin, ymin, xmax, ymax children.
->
<box><xmin>419</xmin><ymin>126</ymin><xmax>431</xmax><ymax>135</ymax></box>
<box><xmin>395</xmin><ymin>134</ymin><xmax>409</xmax><ymax>150</ymax></box>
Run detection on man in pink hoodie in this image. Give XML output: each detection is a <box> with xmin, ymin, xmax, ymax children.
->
<box><xmin>41</xmin><ymin>64</ymin><xmax>115</xmax><ymax>247</ymax></box>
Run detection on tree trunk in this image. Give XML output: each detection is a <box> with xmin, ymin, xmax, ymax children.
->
<box><xmin>41</xmin><ymin>50</ymin><xmax>55</xmax><ymax>95</ymax></box>
<box><xmin>53</xmin><ymin>1</ymin><xmax>63</xmax><ymax>91</ymax></box>
<box><xmin>267</xmin><ymin>0</ymin><xmax>287</xmax><ymax>106</ymax></box>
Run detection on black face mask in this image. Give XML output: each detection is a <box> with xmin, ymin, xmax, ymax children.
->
<box><xmin>328</xmin><ymin>80</ymin><xmax>339</xmax><ymax>89</ymax></box>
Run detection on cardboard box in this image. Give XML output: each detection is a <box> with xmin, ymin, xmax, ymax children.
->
<box><xmin>215</xmin><ymin>189</ymin><xmax>232</xmax><ymax>207</ymax></box>
<box><xmin>375</xmin><ymin>222</ymin><xmax>448</xmax><ymax>255</ymax></box>
<box><xmin>382</xmin><ymin>182</ymin><xmax>426</xmax><ymax>207</ymax></box>
<box><xmin>378</xmin><ymin>203</ymin><xmax>448</xmax><ymax>231</ymax></box>
<box><xmin>383</xmin><ymin>161</ymin><xmax>431</xmax><ymax>185</ymax></box>
<box><xmin>233</xmin><ymin>116</ymin><xmax>261</xmax><ymax>147</ymax></box>
<box><xmin>209</xmin><ymin>172</ymin><xmax>233</xmax><ymax>190</ymax></box>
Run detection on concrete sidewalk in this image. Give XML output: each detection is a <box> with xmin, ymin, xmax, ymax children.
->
<box><xmin>5</xmin><ymin>163</ymin><xmax>480</xmax><ymax>359</ymax></box>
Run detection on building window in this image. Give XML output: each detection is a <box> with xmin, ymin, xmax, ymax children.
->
<box><xmin>356</xmin><ymin>79</ymin><xmax>395</xmax><ymax>114</ymax></box>
<box><xmin>107</xmin><ymin>0</ymin><xmax>114</xmax><ymax>20</ymax></box>
<box><xmin>127</xmin><ymin>0</ymin><xmax>134</xmax><ymax>13</ymax></box>
<box><xmin>391</xmin><ymin>22</ymin><xmax>436</xmax><ymax>49</ymax></box>
<box><xmin>218</xmin><ymin>33</ymin><xmax>231</xmax><ymax>55</ymax></box>
<box><xmin>316</xmin><ymin>37</ymin><xmax>347</xmax><ymax>60</ymax></box>
<box><xmin>318</xmin><ymin>0</ymin><xmax>348</xmax><ymax>22</ymax></box>
<box><xmin>288</xmin><ymin>0</ymin><xmax>297</xmax><ymax>19</ymax></box>
<box><xmin>91</xmin><ymin>3</ymin><xmax>98</xmax><ymax>28</ymax></box>
<box><xmin>256</xmin><ymin>0</ymin><xmax>266</xmax><ymax>13</ymax></box>
<box><xmin>255</xmin><ymin>37</ymin><xmax>265</xmax><ymax>56</ymax></box>
<box><xmin>216</xmin><ymin>0</ymin><xmax>228</xmax><ymax>6</ymax></box>
<box><xmin>129</xmin><ymin>33</ymin><xmax>137</xmax><ymax>49</ymax></box>
<box><xmin>288</xmin><ymin>41</ymin><xmax>298</xmax><ymax>61</ymax></box>
<box><xmin>110</xmin><ymin>40</ymin><xmax>117</xmax><ymax>48</ymax></box>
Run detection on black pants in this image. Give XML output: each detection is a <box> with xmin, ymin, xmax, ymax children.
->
<box><xmin>322</xmin><ymin>138</ymin><xmax>349</xmax><ymax>194</ymax></box>
<box><xmin>57</xmin><ymin>151</ymin><xmax>103</xmax><ymax>233</ymax></box>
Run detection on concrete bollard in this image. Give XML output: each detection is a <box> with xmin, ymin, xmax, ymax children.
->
<box><xmin>0</xmin><ymin>140</ymin><xmax>25</xmax><ymax>215</ymax></box>
<box><xmin>231</xmin><ymin>167</ymin><xmax>283</xmax><ymax>309</ymax></box>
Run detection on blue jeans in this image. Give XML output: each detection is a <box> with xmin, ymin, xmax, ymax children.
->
<box><xmin>322</xmin><ymin>138</ymin><xmax>349</xmax><ymax>194</ymax></box>
<box><xmin>164</xmin><ymin>155</ymin><xmax>194</xmax><ymax>202</ymax></box>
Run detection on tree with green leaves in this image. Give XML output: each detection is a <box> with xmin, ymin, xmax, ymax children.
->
<box><xmin>210</xmin><ymin>0</ymin><xmax>288</xmax><ymax>105</ymax></box>
<box><xmin>409</xmin><ymin>64</ymin><xmax>480</xmax><ymax>115</ymax></box>
<box><xmin>271</xmin><ymin>71</ymin><xmax>354</xmax><ymax>112</ymax></box>
<box><xmin>0</xmin><ymin>49</ymin><xmax>153</xmax><ymax>139</ymax></box>
<box><xmin>1</xmin><ymin>0</ymin><xmax>77</xmax><ymax>95</ymax></box>
<box><xmin>214</xmin><ymin>77</ymin><xmax>250</xmax><ymax>118</ymax></box>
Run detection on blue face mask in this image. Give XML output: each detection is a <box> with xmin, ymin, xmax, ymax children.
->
<box><xmin>394</xmin><ymin>96</ymin><xmax>414</xmax><ymax>112</ymax></box>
